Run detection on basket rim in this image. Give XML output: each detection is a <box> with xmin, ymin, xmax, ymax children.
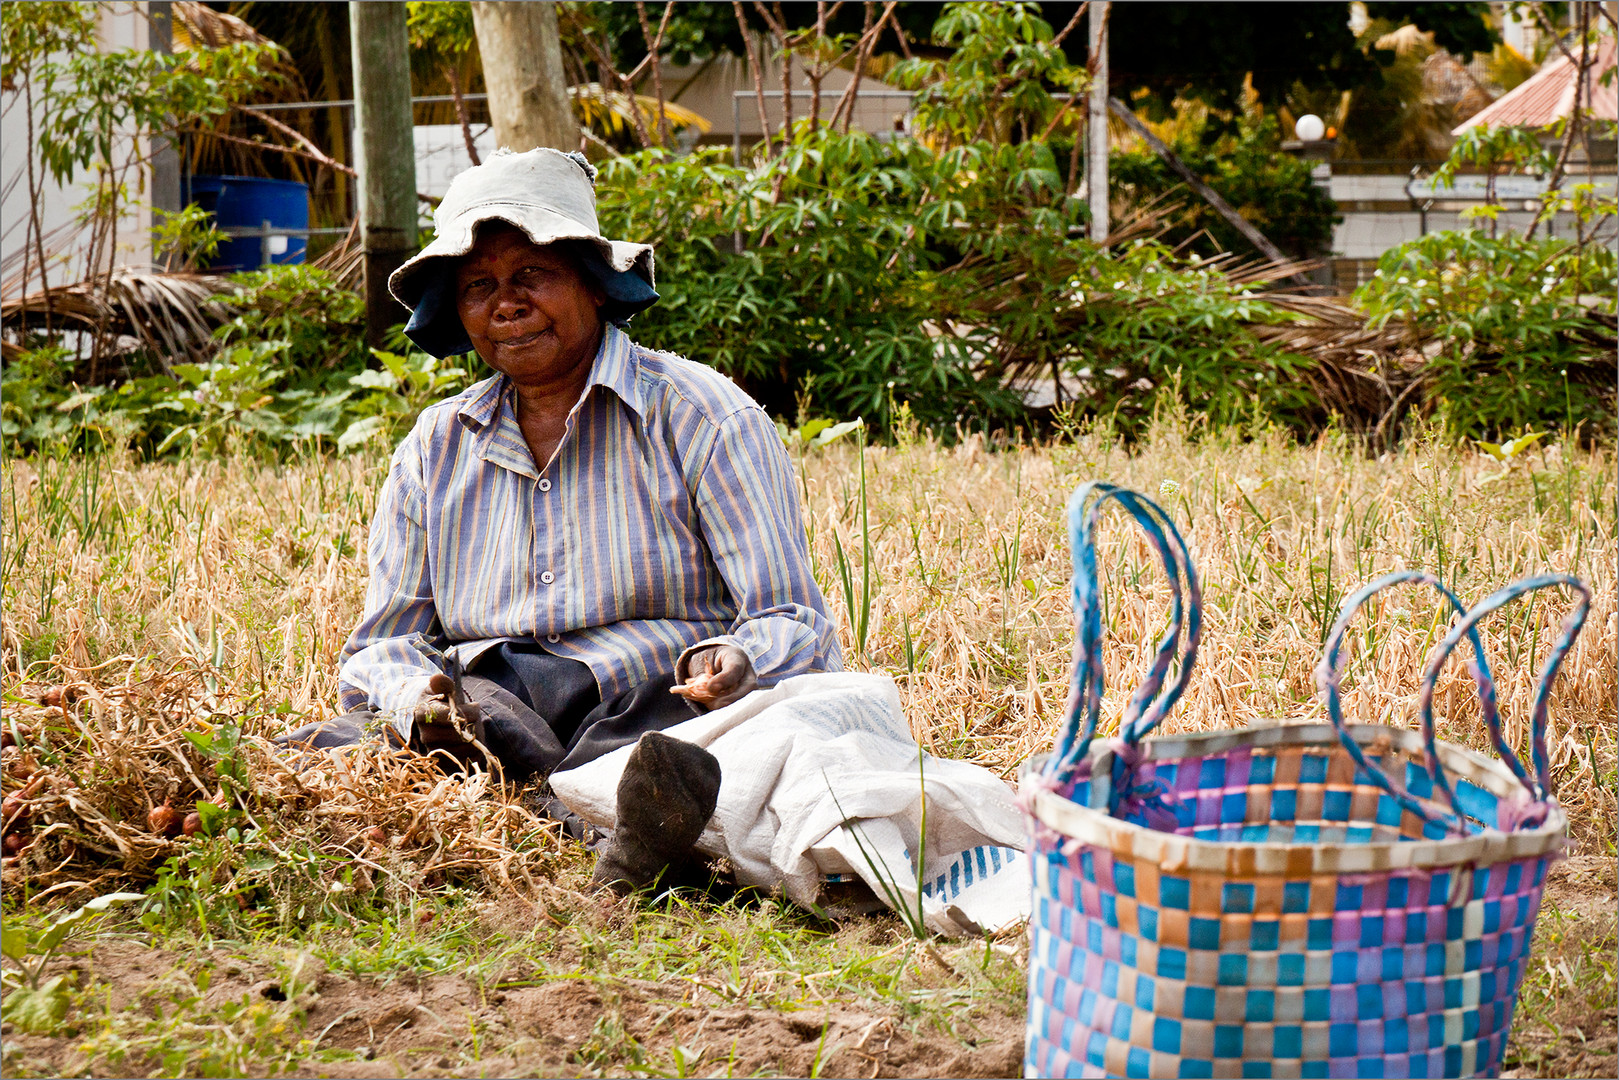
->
<box><xmin>1020</xmin><ymin>723</ymin><xmax>1567</xmax><ymax>876</ymax></box>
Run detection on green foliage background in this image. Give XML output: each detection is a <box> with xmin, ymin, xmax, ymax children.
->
<box><xmin>594</xmin><ymin>129</ymin><xmax>1317</xmax><ymax>436</ymax></box>
<box><xmin>2</xmin><ymin>0</ymin><xmax>1614</xmax><ymax>459</ymax></box>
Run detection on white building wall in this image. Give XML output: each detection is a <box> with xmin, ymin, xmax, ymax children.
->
<box><xmin>1</xmin><ymin>2</ymin><xmax>155</xmax><ymax>294</ymax></box>
<box><xmin>1327</xmin><ymin>172</ymin><xmax>1614</xmax><ymax>262</ymax></box>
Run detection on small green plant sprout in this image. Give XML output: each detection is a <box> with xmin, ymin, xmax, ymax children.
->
<box><xmin>1477</xmin><ymin>430</ymin><xmax>1547</xmax><ymax>463</ymax></box>
<box><xmin>1</xmin><ymin>891</ymin><xmax>145</xmax><ymax>1034</ymax></box>
<box><xmin>664</xmin><ymin>1041</ymin><xmax>707</xmax><ymax>1079</ymax></box>
<box><xmin>807</xmin><ymin>1019</ymin><xmax>846</xmax><ymax>1079</ymax></box>
<box><xmin>1475</xmin><ymin>430</ymin><xmax>1549</xmax><ymax>486</ymax></box>
<box><xmin>830</xmin><ymin>423</ymin><xmax>877</xmax><ymax>662</ymax></box>
<box><xmin>777</xmin><ymin>416</ymin><xmax>864</xmax><ymax>452</ymax></box>
<box><xmin>822</xmin><ymin>754</ymin><xmax>930</xmax><ymax>940</ymax></box>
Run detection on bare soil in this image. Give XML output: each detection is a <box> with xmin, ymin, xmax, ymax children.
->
<box><xmin>4</xmin><ymin>857</ymin><xmax>1611</xmax><ymax>1078</ymax></box>
<box><xmin>3</xmin><ymin>939</ymin><xmax>1023</xmax><ymax>1079</ymax></box>
<box><xmin>1503</xmin><ymin>855</ymin><xmax>1619</xmax><ymax>1080</ymax></box>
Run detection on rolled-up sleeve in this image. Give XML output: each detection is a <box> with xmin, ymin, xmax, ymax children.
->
<box><xmin>681</xmin><ymin>406</ymin><xmax>843</xmax><ymax>683</ymax></box>
<box><xmin>337</xmin><ymin>433</ymin><xmax>447</xmax><ymax>721</ymax></box>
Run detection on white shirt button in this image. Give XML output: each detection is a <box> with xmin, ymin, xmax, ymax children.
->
<box><xmin>547</xmin><ymin>633</ymin><xmax>561</xmax><ymax>643</ymax></box>
<box><xmin>540</xmin><ymin>570</ymin><xmax>555</xmax><ymax>585</ymax></box>
<box><xmin>538</xmin><ymin>478</ymin><xmax>552</xmax><ymax>492</ymax></box>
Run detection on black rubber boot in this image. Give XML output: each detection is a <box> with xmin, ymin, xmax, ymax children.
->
<box><xmin>591</xmin><ymin>732</ymin><xmax>721</xmax><ymax>894</ymax></box>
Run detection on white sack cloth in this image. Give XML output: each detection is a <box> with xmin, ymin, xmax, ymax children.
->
<box><xmin>549</xmin><ymin>673</ymin><xmax>1031</xmax><ymax>937</ymax></box>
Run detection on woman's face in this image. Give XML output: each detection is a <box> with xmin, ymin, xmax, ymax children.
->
<box><xmin>455</xmin><ymin>225</ymin><xmax>606</xmax><ymax>391</ymax></box>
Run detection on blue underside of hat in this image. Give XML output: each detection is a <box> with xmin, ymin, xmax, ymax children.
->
<box><xmin>404</xmin><ymin>249</ymin><xmax>659</xmax><ymax>360</ymax></box>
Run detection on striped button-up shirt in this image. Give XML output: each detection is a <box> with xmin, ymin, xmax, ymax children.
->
<box><xmin>338</xmin><ymin>323</ymin><xmax>842</xmax><ymax>724</ymax></box>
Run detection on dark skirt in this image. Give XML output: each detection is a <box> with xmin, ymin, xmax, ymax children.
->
<box><xmin>275</xmin><ymin>643</ymin><xmax>701</xmax><ymax>837</ymax></box>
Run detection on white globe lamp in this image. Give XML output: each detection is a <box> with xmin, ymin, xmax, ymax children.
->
<box><xmin>1295</xmin><ymin>114</ymin><xmax>1326</xmax><ymax>143</ymax></box>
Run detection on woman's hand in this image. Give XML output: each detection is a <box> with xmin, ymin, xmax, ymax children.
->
<box><xmin>671</xmin><ymin>645</ymin><xmax>757</xmax><ymax>710</ymax></box>
<box><xmin>412</xmin><ymin>672</ymin><xmax>486</xmax><ymax>754</ymax></box>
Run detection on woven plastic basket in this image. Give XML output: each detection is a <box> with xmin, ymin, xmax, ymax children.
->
<box><xmin>1021</xmin><ymin>482</ymin><xmax>1589</xmax><ymax>1079</ymax></box>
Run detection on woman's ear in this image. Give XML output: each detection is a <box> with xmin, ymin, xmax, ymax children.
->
<box><xmin>565</xmin><ymin>242</ymin><xmax>611</xmax><ymax>311</ymax></box>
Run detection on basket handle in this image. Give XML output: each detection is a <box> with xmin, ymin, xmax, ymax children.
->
<box><xmin>1315</xmin><ymin>571</ymin><xmax>1483</xmax><ymax>833</ymax></box>
<box><xmin>1418</xmin><ymin>573</ymin><xmax>1591</xmax><ymax>814</ymax></box>
<box><xmin>1045</xmin><ymin>482</ymin><xmax>1202</xmax><ymax>785</ymax></box>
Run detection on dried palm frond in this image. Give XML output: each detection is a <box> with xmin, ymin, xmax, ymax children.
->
<box><xmin>172</xmin><ymin>1</ymin><xmax>274</xmax><ymax>50</ymax></box>
<box><xmin>570</xmin><ymin>82</ymin><xmax>714</xmax><ymax>139</ymax></box>
<box><xmin>1254</xmin><ymin>294</ymin><xmax>1431</xmax><ymax>445</ymax></box>
<box><xmin>0</xmin><ymin>219</ymin><xmax>81</xmax><ymax>298</ymax></box>
<box><xmin>170</xmin><ymin>2</ymin><xmax>312</xmax><ymax>182</ymax></box>
<box><xmin>1214</xmin><ymin>254</ymin><xmax>1325</xmax><ymax>290</ymax></box>
<box><xmin>1</xmin><ymin>269</ymin><xmax>234</xmax><ymax>370</ymax></box>
<box><xmin>171</xmin><ymin>0</ymin><xmax>303</xmax><ymax>96</ymax></box>
<box><xmin>311</xmin><ymin>219</ymin><xmax>363</xmax><ymax>291</ymax></box>
<box><xmin>1101</xmin><ymin>190</ymin><xmax>1192</xmax><ymax>249</ymax></box>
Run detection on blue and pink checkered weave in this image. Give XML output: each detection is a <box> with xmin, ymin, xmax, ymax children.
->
<box><xmin>1021</xmin><ymin>483</ymin><xmax>1587</xmax><ymax>1079</ymax></box>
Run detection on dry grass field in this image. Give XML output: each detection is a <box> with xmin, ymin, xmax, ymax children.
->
<box><xmin>2</xmin><ymin>414</ymin><xmax>1614</xmax><ymax>1077</ymax></box>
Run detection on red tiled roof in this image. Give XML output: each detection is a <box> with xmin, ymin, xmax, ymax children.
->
<box><xmin>1453</xmin><ymin>34</ymin><xmax>1617</xmax><ymax>133</ymax></box>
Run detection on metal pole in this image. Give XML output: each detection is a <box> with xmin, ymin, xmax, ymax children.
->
<box><xmin>1088</xmin><ymin>3</ymin><xmax>1111</xmax><ymax>246</ymax></box>
<box><xmin>147</xmin><ymin>1</ymin><xmax>182</xmax><ymax>267</ymax></box>
<box><xmin>261</xmin><ymin>219</ymin><xmax>272</xmax><ymax>267</ymax></box>
<box><xmin>732</xmin><ymin>95</ymin><xmax>743</xmax><ymax>254</ymax></box>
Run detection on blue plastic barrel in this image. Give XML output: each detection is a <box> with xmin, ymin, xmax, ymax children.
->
<box><xmin>187</xmin><ymin>175</ymin><xmax>310</xmax><ymax>271</ymax></box>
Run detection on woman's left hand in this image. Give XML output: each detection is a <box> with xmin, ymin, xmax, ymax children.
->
<box><xmin>671</xmin><ymin>645</ymin><xmax>758</xmax><ymax>710</ymax></box>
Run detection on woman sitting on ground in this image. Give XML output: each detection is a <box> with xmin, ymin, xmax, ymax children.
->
<box><xmin>282</xmin><ymin>148</ymin><xmax>842</xmax><ymax>891</ymax></box>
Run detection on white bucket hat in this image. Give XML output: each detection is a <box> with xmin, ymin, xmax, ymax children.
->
<box><xmin>389</xmin><ymin>148</ymin><xmax>658</xmax><ymax>358</ymax></box>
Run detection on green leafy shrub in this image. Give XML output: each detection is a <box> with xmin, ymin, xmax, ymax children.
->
<box><xmin>597</xmin><ymin>125</ymin><xmax>1312</xmax><ymax>438</ymax></box>
<box><xmin>596</xmin><ymin>135</ymin><xmax>1029</xmax><ymax>430</ymax></box>
<box><xmin>1354</xmin><ymin>230</ymin><xmax>1617</xmax><ymax>439</ymax></box>
<box><xmin>1</xmin><ymin>346</ymin><xmax>83</xmax><ymax>449</ymax></box>
<box><xmin>1057</xmin><ymin>242</ymin><xmax>1316</xmax><ymax>431</ymax></box>
<box><xmin>590</xmin><ymin>2</ymin><xmax>1317</xmax><ymax>439</ymax></box>
<box><xmin>889</xmin><ymin>0</ymin><xmax>1088</xmax><ymax>148</ymax></box>
<box><xmin>1</xmin><ymin>265</ymin><xmax>474</xmax><ymax>458</ymax></box>
<box><xmin>337</xmin><ymin>348</ymin><xmax>474</xmax><ymax>452</ymax></box>
<box><xmin>216</xmin><ymin>265</ymin><xmax>369</xmax><ymax>373</ymax></box>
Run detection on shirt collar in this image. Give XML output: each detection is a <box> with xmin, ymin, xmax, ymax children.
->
<box><xmin>456</xmin><ymin>371</ymin><xmax>505</xmax><ymax>429</ymax></box>
<box><xmin>455</xmin><ymin>322</ymin><xmax>642</xmax><ymax>430</ymax></box>
<box><xmin>586</xmin><ymin>323</ymin><xmax>644</xmax><ymax>418</ymax></box>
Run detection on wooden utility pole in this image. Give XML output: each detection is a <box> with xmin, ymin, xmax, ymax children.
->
<box><xmin>471</xmin><ymin>2</ymin><xmax>575</xmax><ymax>152</ymax></box>
<box><xmin>350</xmin><ymin>1</ymin><xmax>418</xmax><ymax>348</ymax></box>
<box><xmin>1087</xmin><ymin>2</ymin><xmax>1111</xmax><ymax>245</ymax></box>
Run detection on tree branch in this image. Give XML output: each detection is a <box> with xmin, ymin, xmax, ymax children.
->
<box><xmin>557</xmin><ymin>4</ymin><xmax>655</xmax><ymax>148</ymax></box>
<box><xmin>1528</xmin><ymin>2</ymin><xmax>1595</xmax><ymax>237</ymax></box>
<box><xmin>205</xmin><ymin>126</ymin><xmax>442</xmax><ymax>206</ymax></box>
<box><xmin>831</xmin><ymin>2</ymin><xmax>896</xmax><ymax>134</ymax></box>
<box><xmin>734</xmin><ymin>1</ymin><xmax>774</xmax><ymax>157</ymax></box>
<box><xmin>634</xmin><ymin>1</ymin><xmax>676</xmax><ymax>144</ymax></box>
<box><xmin>1051</xmin><ymin>0</ymin><xmax>1089</xmax><ymax>51</ymax></box>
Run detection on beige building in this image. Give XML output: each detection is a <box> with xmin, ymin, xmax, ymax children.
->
<box><xmin>657</xmin><ymin>46</ymin><xmax>913</xmax><ymax>154</ymax></box>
